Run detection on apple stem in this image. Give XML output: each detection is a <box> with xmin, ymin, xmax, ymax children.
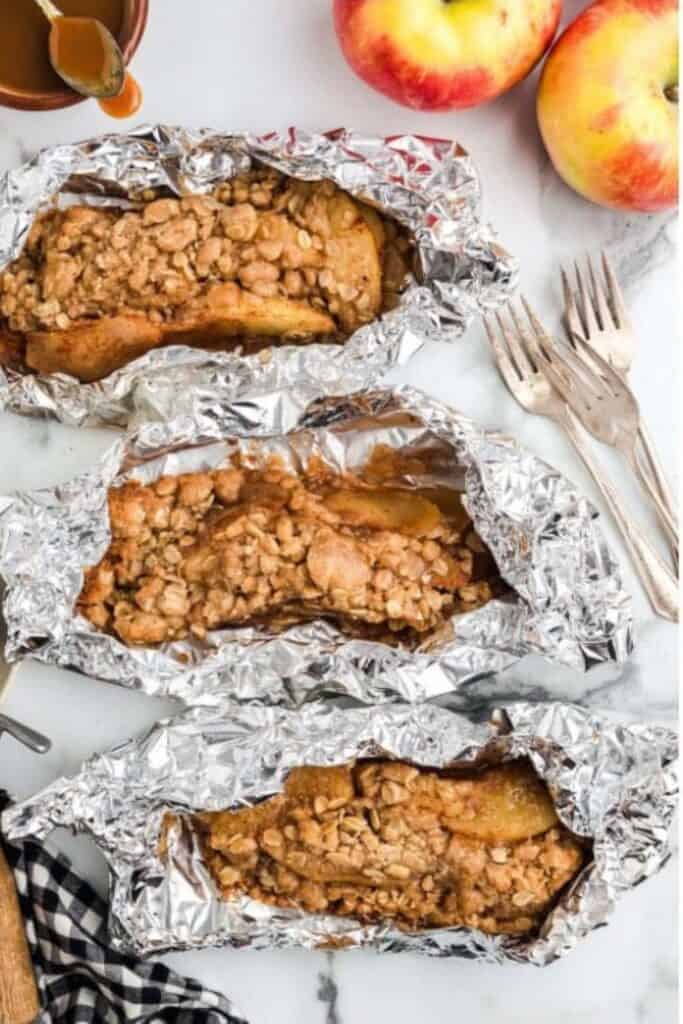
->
<box><xmin>664</xmin><ymin>83</ymin><xmax>678</xmax><ymax>103</ymax></box>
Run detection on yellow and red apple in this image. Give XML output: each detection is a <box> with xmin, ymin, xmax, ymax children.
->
<box><xmin>333</xmin><ymin>0</ymin><xmax>562</xmax><ymax>111</ymax></box>
<box><xmin>538</xmin><ymin>0</ymin><xmax>678</xmax><ymax>212</ymax></box>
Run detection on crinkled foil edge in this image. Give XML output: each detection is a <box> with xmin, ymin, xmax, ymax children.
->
<box><xmin>0</xmin><ymin>387</ymin><xmax>633</xmax><ymax>705</ymax></box>
<box><xmin>3</xmin><ymin>700</ymin><xmax>676</xmax><ymax>965</ymax></box>
<box><xmin>0</xmin><ymin>125</ymin><xmax>517</xmax><ymax>429</ymax></box>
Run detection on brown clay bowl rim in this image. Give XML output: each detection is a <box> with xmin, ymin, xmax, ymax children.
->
<box><xmin>0</xmin><ymin>0</ymin><xmax>149</xmax><ymax>112</ymax></box>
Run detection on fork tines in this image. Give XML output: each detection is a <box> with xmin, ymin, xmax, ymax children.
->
<box><xmin>490</xmin><ymin>295</ymin><xmax>624</xmax><ymax>404</ymax></box>
<box><xmin>562</xmin><ymin>251</ymin><xmax>631</xmax><ymax>342</ymax></box>
<box><xmin>484</xmin><ymin>304</ymin><xmax>535</xmax><ymax>386</ymax></box>
<box><xmin>485</xmin><ymin>297</ymin><xmax>558</xmax><ymax>364</ymax></box>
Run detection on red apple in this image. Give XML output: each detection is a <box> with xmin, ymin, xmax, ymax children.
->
<box><xmin>333</xmin><ymin>0</ymin><xmax>562</xmax><ymax>111</ymax></box>
<box><xmin>537</xmin><ymin>0</ymin><xmax>678</xmax><ymax>212</ymax></box>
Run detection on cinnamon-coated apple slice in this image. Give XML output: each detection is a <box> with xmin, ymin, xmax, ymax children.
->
<box><xmin>322</xmin><ymin>196</ymin><xmax>383</xmax><ymax>331</ymax></box>
<box><xmin>324</xmin><ymin>487</ymin><xmax>441</xmax><ymax>535</ymax></box>
<box><xmin>25</xmin><ymin>283</ymin><xmax>337</xmax><ymax>383</ymax></box>
<box><xmin>443</xmin><ymin>761</ymin><xmax>559</xmax><ymax>843</ymax></box>
<box><xmin>357</xmin><ymin>202</ymin><xmax>386</xmax><ymax>253</ymax></box>
<box><xmin>306</xmin><ymin>534</ymin><xmax>372</xmax><ymax>592</ymax></box>
<box><xmin>418</xmin><ymin>487</ymin><xmax>471</xmax><ymax>534</ymax></box>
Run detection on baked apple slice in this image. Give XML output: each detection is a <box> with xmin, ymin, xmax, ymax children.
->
<box><xmin>26</xmin><ymin>283</ymin><xmax>336</xmax><ymax>382</ymax></box>
<box><xmin>324</xmin><ymin>487</ymin><xmax>441</xmax><ymax>536</ymax></box>
<box><xmin>440</xmin><ymin>761</ymin><xmax>560</xmax><ymax>843</ymax></box>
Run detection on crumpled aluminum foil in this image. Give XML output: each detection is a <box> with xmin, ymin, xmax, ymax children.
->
<box><xmin>3</xmin><ymin>700</ymin><xmax>676</xmax><ymax>965</ymax></box>
<box><xmin>0</xmin><ymin>125</ymin><xmax>516</xmax><ymax>430</ymax></box>
<box><xmin>0</xmin><ymin>388</ymin><xmax>633</xmax><ymax>705</ymax></box>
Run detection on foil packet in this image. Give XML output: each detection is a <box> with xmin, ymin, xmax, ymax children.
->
<box><xmin>0</xmin><ymin>388</ymin><xmax>633</xmax><ymax>706</ymax></box>
<box><xmin>0</xmin><ymin>125</ymin><xmax>516</xmax><ymax>430</ymax></box>
<box><xmin>2</xmin><ymin>700</ymin><xmax>677</xmax><ymax>965</ymax></box>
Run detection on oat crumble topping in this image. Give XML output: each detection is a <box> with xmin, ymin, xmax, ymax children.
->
<box><xmin>0</xmin><ymin>169</ymin><xmax>413</xmax><ymax>380</ymax></box>
<box><xmin>187</xmin><ymin>760</ymin><xmax>585</xmax><ymax>935</ymax></box>
<box><xmin>78</xmin><ymin>457</ymin><xmax>503</xmax><ymax>647</ymax></box>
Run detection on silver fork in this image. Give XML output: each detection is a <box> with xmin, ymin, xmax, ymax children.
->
<box><xmin>562</xmin><ymin>254</ymin><xmax>677</xmax><ymax>541</ymax></box>
<box><xmin>529</xmin><ymin>303</ymin><xmax>678</xmax><ymax>558</ymax></box>
<box><xmin>485</xmin><ymin>301</ymin><xmax>678</xmax><ymax>622</ymax></box>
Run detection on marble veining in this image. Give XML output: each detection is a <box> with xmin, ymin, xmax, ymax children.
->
<box><xmin>317</xmin><ymin>955</ymin><xmax>341</xmax><ymax>1024</ymax></box>
<box><xmin>614</xmin><ymin>214</ymin><xmax>677</xmax><ymax>292</ymax></box>
<box><xmin>0</xmin><ymin>1</ymin><xmax>677</xmax><ymax>1021</ymax></box>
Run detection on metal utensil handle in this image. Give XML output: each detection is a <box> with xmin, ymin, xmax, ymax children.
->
<box><xmin>0</xmin><ymin>715</ymin><xmax>51</xmax><ymax>755</ymax></box>
<box><xmin>33</xmin><ymin>0</ymin><xmax>63</xmax><ymax>22</ymax></box>
<box><xmin>624</xmin><ymin>445</ymin><xmax>679</xmax><ymax>560</ymax></box>
<box><xmin>0</xmin><ymin>846</ymin><xmax>40</xmax><ymax>1024</ymax></box>
<box><xmin>637</xmin><ymin>421</ymin><xmax>678</xmax><ymax>526</ymax></box>
<box><xmin>563</xmin><ymin>409</ymin><xmax>679</xmax><ymax>622</ymax></box>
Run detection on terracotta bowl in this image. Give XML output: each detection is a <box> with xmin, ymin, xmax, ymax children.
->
<box><xmin>0</xmin><ymin>0</ymin><xmax>148</xmax><ymax>111</ymax></box>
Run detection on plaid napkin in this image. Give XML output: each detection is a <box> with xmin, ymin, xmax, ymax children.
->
<box><xmin>2</xmin><ymin>796</ymin><xmax>248</xmax><ymax>1024</ymax></box>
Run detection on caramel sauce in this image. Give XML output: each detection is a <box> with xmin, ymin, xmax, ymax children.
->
<box><xmin>49</xmin><ymin>16</ymin><xmax>121</xmax><ymax>94</ymax></box>
<box><xmin>98</xmin><ymin>71</ymin><xmax>142</xmax><ymax>118</ymax></box>
<box><xmin>0</xmin><ymin>0</ymin><xmax>122</xmax><ymax>93</ymax></box>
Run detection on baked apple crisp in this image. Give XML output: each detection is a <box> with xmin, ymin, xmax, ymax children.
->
<box><xmin>0</xmin><ymin>168</ymin><xmax>413</xmax><ymax>381</ymax></box>
<box><xmin>188</xmin><ymin>760</ymin><xmax>585</xmax><ymax>935</ymax></box>
<box><xmin>78</xmin><ymin>457</ymin><xmax>504</xmax><ymax>647</ymax></box>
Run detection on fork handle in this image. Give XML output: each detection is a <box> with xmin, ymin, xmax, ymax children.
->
<box><xmin>563</xmin><ymin>410</ymin><xmax>679</xmax><ymax>622</ymax></box>
<box><xmin>637</xmin><ymin>421</ymin><xmax>678</xmax><ymax>528</ymax></box>
<box><xmin>624</xmin><ymin>445</ymin><xmax>679</xmax><ymax>561</ymax></box>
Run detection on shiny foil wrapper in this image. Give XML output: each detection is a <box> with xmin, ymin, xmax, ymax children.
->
<box><xmin>0</xmin><ymin>125</ymin><xmax>516</xmax><ymax>429</ymax></box>
<box><xmin>0</xmin><ymin>388</ymin><xmax>633</xmax><ymax>705</ymax></box>
<box><xmin>3</xmin><ymin>700</ymin><xmax>677</xmax><ymax>964</ymax></box>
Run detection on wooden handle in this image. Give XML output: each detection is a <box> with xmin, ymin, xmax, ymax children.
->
<box><xmin>0</xmin><ymin>846</ymin><xmax>39</xmax><ymax>1024</ymax></box>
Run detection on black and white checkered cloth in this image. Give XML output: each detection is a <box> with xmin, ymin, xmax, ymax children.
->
<box><xmin>2</xmin><ymin>796</ymin><xmax>248</xmax><ymax>1024</ymax></box>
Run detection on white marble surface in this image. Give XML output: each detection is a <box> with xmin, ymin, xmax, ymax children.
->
<box><xmin>0</xmin><ymin>2</ymin><xmax>677</xmax><ymax>1021</ymax></box>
